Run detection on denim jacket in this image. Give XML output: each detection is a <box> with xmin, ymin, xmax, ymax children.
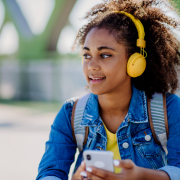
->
<box><xmin>36</xmin><ymin>86</ymin><xmax>180</xmax><ymax>180</ymax></box>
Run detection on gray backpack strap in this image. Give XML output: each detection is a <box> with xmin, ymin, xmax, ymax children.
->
<box><xmin>71</xmin><ymin>99</ymin><xmax>79</xmax><ymax>143</ymax></box>
<box><xmin>73</xmin><ymin>93</ymin><xmax>91</xmax><ymax>152</ymax></box>
<box><xmin>148</xmin><ymin>92</ymin><xmax>169</xmax><ymax>154</ymax></box>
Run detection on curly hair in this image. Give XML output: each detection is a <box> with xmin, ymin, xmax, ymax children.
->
<box><xmin>74</xmin><ymin>0</ymin><xmax>180</xmax><ymax>97</ymax></box>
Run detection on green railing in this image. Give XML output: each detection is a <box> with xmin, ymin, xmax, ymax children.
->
<box><xmin>1</xmin><ymin>0</ymin><xmax>76</xmax><ymax>60</ymax></box>
<box><xmin>0</xmin><ymin>0</ymin><xmax>179</xmax><ymax>60</ymax></box>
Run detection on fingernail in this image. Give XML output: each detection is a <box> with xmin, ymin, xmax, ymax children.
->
<box><xmin>80</xmin><ymin>172</ymin><xmax>87</xmax><ymax>177</ymax></box>
<box><xmin>81</xmin><ymin>161</ymin><xmax>85</xmax><ymax>166</ymax></box>
<box><xmin>113</xmin><ymin>160</ymin><xmax>120</xmax><ymax>166</ymax></box>
<box><xmin>86</xmin><ymin>167</ymin><xmax>92</xmax><ymax>172</ymax></box>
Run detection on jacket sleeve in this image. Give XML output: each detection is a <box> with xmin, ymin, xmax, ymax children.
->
<box><xmin>41</xmin><ymin>176</ymin><xmax>61</xmax><ymax>180</ymax></box>
<box><xmin>158</xmin><ymin>94</ymin><xmax>180</xmax><ymax>180</ymax></box>
<box><xmin>36</xmin><ymin>99</ymin><xmax>77</xmax><ymax>180</ymax></box>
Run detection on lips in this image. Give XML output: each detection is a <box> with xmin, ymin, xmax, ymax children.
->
<box><xmin>89</xmin><ymin>77</ymin><xmax>105</xmax><ymax>80</ymax></box>
<box><xmin>89</xmin><ymin>76</ymin><xmax>106</xmax><ymax>84</ymax></box>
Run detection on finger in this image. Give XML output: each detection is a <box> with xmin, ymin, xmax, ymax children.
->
<box><xmin>86</xmin><ymin>166</ymin><xmax>116</xmax><ymax>180</ymax></box>
<box><xmin>84</xmin><ymin>170</ymin><xmax>104</xmax><ymax>180</ymax></box>
<box><xmin>114</xmin><ymin>159</ymin><xmax>134</xmax><ymax>169</ymax></box>
<box><xmin>80</xmin><ymin>171</ymin><xmax>88</xmax><ymax>178</ymax></box>
<box><xmin>73</xmin><ymin>161</ymin><xmax>86</xmax><ymax>178</ymax></box>
<box><xmin>113</xmin><ymin>160</ymin><xmax>121</xmax><ymax>167</ymax></box>
<box><xmin>77</xmin><ymin>161</ymin><xmax>86</xmax><ymax>172</ymax></box>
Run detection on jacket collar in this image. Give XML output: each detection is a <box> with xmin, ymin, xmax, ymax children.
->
<box><xmin>80</xmin><ymin>85</ymin><xmax>148</xmax><ymax>126</ymax></box>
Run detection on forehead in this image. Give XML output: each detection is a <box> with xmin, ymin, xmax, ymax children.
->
<box><xmin>84</xmin><ymin>27</ymin><xmax>118</xmax><ymax>47</ymax></box>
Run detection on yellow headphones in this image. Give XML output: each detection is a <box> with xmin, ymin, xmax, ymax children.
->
<box><xmin>113</xmin><ymin>11</ymin><xmax>147</xmax><ymax>77</ymax></box>
<box><xmin>82</xmin><ymin>11</ymin><xmax>147</xmax><ymax>77</ymax></box>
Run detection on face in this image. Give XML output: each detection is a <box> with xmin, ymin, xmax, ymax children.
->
<box><xmin>83</xmin><ymin>27</ymin><xmax>131</xmax><ymax>95</ymax></box>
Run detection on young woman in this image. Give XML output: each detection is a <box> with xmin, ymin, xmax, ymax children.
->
<box><xmin>36</xmin><ymin>0</ymin><xmax>180</xmax><ymax>180</ymax></box>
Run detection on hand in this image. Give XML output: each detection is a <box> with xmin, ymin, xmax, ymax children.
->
<box><xmin>72</xmin><ymin>161</ymin><xmax>87</xmax><ymax>180</ymax></box>
<box><xmin>80</xmin><ymin>159</ymin><xmax>143</xmax><ymax>180</ymax></box>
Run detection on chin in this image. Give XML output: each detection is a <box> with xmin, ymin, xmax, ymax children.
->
<box><xmin>89</xmin><ymin>88</ymin><xmax>106</xmax><ymax>95</ymax></box>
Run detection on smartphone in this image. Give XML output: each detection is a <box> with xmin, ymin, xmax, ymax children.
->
<box><xmin>83</xmin><ymin>150</ymin><xmax>114</xmax><ymax>172</ymax></box>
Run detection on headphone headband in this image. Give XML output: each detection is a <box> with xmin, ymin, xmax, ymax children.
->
<box><xmin>113</xmin><ymin>11</ymin><xmax>146</xmax><ymax>48</ymax></box>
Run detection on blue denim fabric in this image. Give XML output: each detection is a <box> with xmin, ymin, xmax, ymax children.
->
<box><xmin>36</xmin><ymin>86</ymin><xmax>180</xmax><ymax>180</ymax></box>
<box><xmin>40</xmin><ymin>177</ymin><xmax>62</xmax><ymax>180</ymax></box>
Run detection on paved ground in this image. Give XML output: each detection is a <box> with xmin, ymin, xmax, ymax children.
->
<box><xmin>0</xmin><ymin>103</ymin><xmax>77</xmax><ymax>180</ymax></box>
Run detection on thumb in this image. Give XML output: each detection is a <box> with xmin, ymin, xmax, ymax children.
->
<box><xmin>76</xmin><ymin>161</ymin><xmax>86</xmax><ymax>173</ymax></box>
<box><xmin>114</xmin><ymin>159</ymin><xmax>134</xmax><ymax>169</ymax></box>
<box><xmin>72</xmin><ymin>161</ymin><xmax>86</xmax><ymax>180</ymax></box>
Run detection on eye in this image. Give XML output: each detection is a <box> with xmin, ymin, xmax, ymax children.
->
<box><xmin>83</xmin><ymin>54</ymin><xmax>91</xmax><ymax>59</ymax></box>
<box><xmin>100</xmin><ymin>54</ymin><xmax>112</xmax><ymax>59</ymax></box>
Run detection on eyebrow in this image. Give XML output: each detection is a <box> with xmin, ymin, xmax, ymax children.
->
<box><xmin>83</xmin><ymin>47</ymin><xmax>90</xmax><ymax>51</ymax></box>
<box><xmin>83</xmin><ymin>46</ymin><xmax>115</xmax><ymax>51</ymax></box>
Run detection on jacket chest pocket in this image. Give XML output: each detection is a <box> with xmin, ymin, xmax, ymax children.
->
<box><xmin>131</xmin><ymin>128</ymin><xmax>165</xmax><ymax>169</ymax></box>
<box><xmin>132</xmin><ymin>130</ymin><xmax>160</xmax><ymax>158</ymax></box>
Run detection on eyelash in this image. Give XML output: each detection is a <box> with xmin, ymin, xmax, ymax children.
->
<box><xmin>83</xmin><ymin>54</ymin><xmax>112</xmax><ymax>59</ymax></box>
<box><xmin>100</xmin><ymin>54</ymin><xmax>112</xmax><ymax>59</ymax></box>
<box><xmin>83</xmin><ymin>54</ymin><xmax>91</xmax><ymax>59</ymax></box>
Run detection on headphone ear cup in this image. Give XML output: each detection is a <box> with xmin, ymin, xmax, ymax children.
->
<box><xmin>127</xmin><ymin>53</ymin><xmax>146</xmax><ymax>77</ymax></box>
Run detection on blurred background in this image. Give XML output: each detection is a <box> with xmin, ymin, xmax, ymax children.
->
<box><xmin>0</xmin><ymin>0</ymin><xmax>179</xmax><ymax>180</ymax></box>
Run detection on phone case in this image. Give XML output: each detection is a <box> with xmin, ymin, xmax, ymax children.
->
<box><xmin>83</xmin><ymin>150</ymin><xmax>114</xmax><ymax>172</ymax></box>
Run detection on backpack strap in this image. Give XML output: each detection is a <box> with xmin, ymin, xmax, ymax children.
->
<box><xmin>163</xmin><ymin>93</ymin><xmax>169</xmax><ymax>139</ymax></box>
<box><xmin>71</xmin><ymin>94</ymin><xmax>90</xmax><ymax>152</ymax></box>
<box><xmin>71</xmin><ymin>99</ymin><xmax>78</xmax><ymax>143</ymax></box>
<box><xmin>147</xmin><ymin>92</ymin><xmax>169</xmax><ymax>153</ymax></box>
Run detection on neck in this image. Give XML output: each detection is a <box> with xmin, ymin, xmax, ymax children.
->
<box><xmin>98</xmin><ymin>84</ymin><xmax>132</xmax><ymax>116</ymax></box>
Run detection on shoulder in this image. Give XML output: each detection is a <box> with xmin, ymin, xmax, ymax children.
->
<box><xmin>166</xmin><ymin>93</ymin><xmax>180</xmax><ymax>110</ymax></box>
<box><xmin>55</xmin><ymin>94</ymin><xmax>92</xmax><ymax>124</ymax></box>
<box><xmin>64</xmin><ymin>96</ymin><xmax>79</xmax><ymax>113</ymax></box>
<box><xmin>52</xmin><ymin>96</ymin><xmax>79</xmax><ymax>129</ymax></box>
<box><xmin>166</xmin><ymin>93</ymin><xmax>180</xmax><ymax>126</ymax></box>
<box><xmin>58</xmin><ymin>96</ymin><xmax>79</xmax><ymax>121</ymax></box>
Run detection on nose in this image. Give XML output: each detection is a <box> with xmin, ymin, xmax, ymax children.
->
<box><xmin>88</xmin><ymin>58</ymin><xmax>100</xmax><ymax>71</ymax></box>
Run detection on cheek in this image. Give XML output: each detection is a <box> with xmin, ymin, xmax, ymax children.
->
<box><xmin>83</xmin><ymin>63</ymin><xmax>88</xmax><ymax>77</ymax></box>
<box><xmin>118</xmin><ymin>58</ymin><xmax>128</xmax><ymax>73</ymax></box>
<box><xmin>108</xmin><ymin>60</ymin><xmax>127</xmax><ymax>76</ymax></box>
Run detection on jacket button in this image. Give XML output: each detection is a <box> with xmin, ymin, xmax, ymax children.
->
<box><xmin>122</xmin><ymin>142</ymin><xmax>129</xmax><ymax>149</ymax></box>
<box><xmin>145</xmin><ymin>135</ymin><xmax>151</xmax><ymax>141</ymax></box>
